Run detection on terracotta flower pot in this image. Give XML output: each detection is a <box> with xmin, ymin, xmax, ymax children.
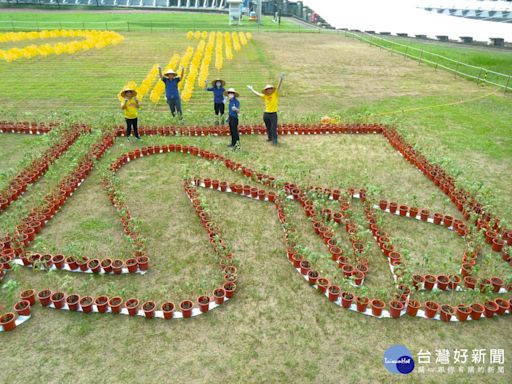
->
<box><xmin>109</xmin><ymin>297</ymin><xmax>123</xmax><ymax>314</ymax></box>
<box><xmin>424</xmin><ymin>275</ymin><xmax>437</xmax><ymax>290</ymax></box>
<box><xmin>66</xmin><ymin>294</ymin><xmax>80</xmax><ymax>311</ymax></box>
<box><xmin>125</xmin><ymin>258</ymin><xmax>138</xmax><ymax>273</ymax></box>
<box><xmin>88</xmin><ymin>259</ymin><xmax>101</xmax><ymax>274</ymax></box>
<box><xmin>112</xmin><ymin>259</ymin><xmax>123</xmax><ymax>275</ymax></box>
<box><xmin>95</xmin><ymin>295</ymin><xmax>110</xmax><ymax>313</ymax></box>
<box><xmin>161</xmin><ymin>302</ymin><xmax>175</xmax><ymax>319</ymax></box>
<box><xmin>464</xmin><ymin>276</ymin><xmax>477</xmax><ymax>289</ymax></box>
<box><xmin>370</xmin><ymin>299</ymin><xmax>385</xmax><ymax>316</ymax></box>
<box><xmin>101</xmin><ymin>258</ymin><xmax>113</xmax><ymax>274</ymax></box>
<box><xmin>420</xmin><ymin>209</ymin><xmax>430</xmax><ymax>221</ymax></box>
<box><xmin>52</xmin><ymin>254</ymin><xmax>66</xmax><ymax>269</ymax></box>
<box><xmin>0</xmin><ymin>312</ymin><xmax>16</xmax><ymax>332</ymax></box>
<box><xmin>125</xmin><ymin>298</ymin><xmax>140</xmax><ymax>316</ymax></box>
<box><xmin>14</xmin><ymin>300</ymin><xmax>31</xmax><ymax>316</ymax></box>
<box><xmin>179</xmin><ymin>299</ymin><xmax>194</xmax><ymax>318</ymax></box>
<box><xmin>142</xmin><ymin>301</ymin><xmax>156</xmax><ymax>319</ymax></box>
<box><xmin>136</xmin><ymin>256</ymin><xmax>149</xmax><ymax>271</ymax></box>
<box><xmin>437</xmin><ymin>275</ymin><xmax>449</xmax><ymax>291</ymax></box>
<box><xmin>307</xmin><ymin>270</ymin><xmax>319</xmax><ymax>285</ymax></box>
<box><xmin>223</xmin><ymin>282</ymin><xmax>236</xmax><ymax>298</ymax></box>
<box><xmin>490</xmin><ymin>277</ymin><xmax>504</xmax><ymax>293</ymax></box>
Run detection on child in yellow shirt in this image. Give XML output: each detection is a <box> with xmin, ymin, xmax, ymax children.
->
<box><xmin>120</xmin><ymin>87</ymin><xmax>140</xmax><ymax>140</ymax></box>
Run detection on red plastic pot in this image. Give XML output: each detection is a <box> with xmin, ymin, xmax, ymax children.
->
<box><xmin>142</xmin><ymin>301</ymin><xmax>156</xmax><ymax>319</ymax></box>
<box><xmin>197</xmin><ymin>296</ymin><xmax>210</xmax><ymax>313</ymax></box>
<box><xmin>0</xmin><ymin>312</ymin><xmax>16</xmax><ymax>332</ymax></box>
<box><xmin>95</xmin><ymin>295</ymin><xmax>110</xmax><ymax>313</ymax></box>
<box><xmin>307</xmin><ymin>270</ymin><xmax>319</xmax><ymax>285</ymax></box>
<box><xmin>494</xmin><ymin>298</ymin><xmax>509</xmax><ymax>316</ymax></box>
<box><xmin>37</xmin><ymin>289</ymin><xmax>52</xmax><ymax>307</ymax></box>
<box><xmin>490</xmin><ymin>277</ymin><xmax>504</xmax><ymax>293</ymax></box>
<box><xmin>388</xmin><ymin>300</ymin><xmax>404</xmax><ymax>319</ymax></box>
<box><xmin>66</xmin><ymin>294</ymin><xmax>80</xmax><ymax>311</ymax></box>
<box><xmin>424</xmin><ymin>275</ymin><xmax>437</xmax><ymax>290</ymax></box>
<box><xmin>406</xmin><ymin>300</ymin><xmax>420</xmax><ymax>317</ymax></box>
<box><xmin>370</xmin><ymin>299</ymin><xmax>385</xmax><ymax>316</ymax></box>
<box><xmin>66</xmin><ymin>256</ymin><xmax>78</xmax><ymax>270</ymax></box>
<box><xmin>109</xmin><ymin>297</ymin><xmax>123</xmax><ymax>314</ymax></box>
<box><xmin>125</xmin><ymin>298</ymin><xmax>140</xmax><ymax>316</ymax></box>
<box><xmin>341</xmin><ymin>291</ymin><xmax>354</xmax><ymax>309</ymax></box>
<box><xmin>179</xmin><ymin>299</ymin><xmax>194</xmax><ymax>318</ymax></box>
<box><xmin>437</xmin><ymin>275</ymin><xmax>449</xmax><ymax>291</ymax></box>
<box><xmin>88</xmin><ymin>259</ymin><xmax>101</xmax><ymax>274</ymax></box>
<box><xmin>356</xmin><ymin>296</ymin><xmax>369</xmax><ymax>312</ymax></box>
<box><xmin>51</xmin><ymin>292</ymin><xmax>66</xmax><ymax>309</ymax></box>
<box><xmin>484</xmin><ymin>301</ymin><xmax>499</xmax><ymax>318</ymax></box>
<box><xmin>440</xmin><ymin>304</ymin><xmax>454</xmax><ymax>322</ymax></box>
<box><xmin>316</xmin><ymin>278</ymin><xmax>330</xmax><ymax>294</ymax></box>
<box><xmin>80</xmin><ymin>296</ymin><xmax>94</xmax><ymax>313</ymax></box>
<box><xmin>398</xmin><ymin>205</ymin><xmax>408</xmax><ymax>217</ymax></box>
<box><xmin>19</xmin><ymin>289</ymin><xmax>36</xmax><ymax>306</ymax></box>
<box><xmin>420</xmin><ymin>209</ymin><xmax>430</xmax><ymax>221</ymax></box>
<box><xmin>136</xmin><ymin>256</ymin><xmax>149</xmax><ymax>271</ymax></box>
<box><xmin>14</xmin><ymin>300</ymin><xmax>31</xmax><ymax>316</ymax></box>
<box><xmin>161</xmin><ymin>302</ymin><xmax>175</xmax><ymax>319</ymax></box>
<box><xmin>299</xmin><ymin>260</ymin><xmax>311</xmax><ymax>276</ymax></box>
<box><xmin>327</xmin><ymin>285</ymin><xmax>341</xmax><ymax>302</ymax></box>
<box><xmin>125</xmin><ymin>258</ymin><xmax>138</xmax><ymax>273</ymax></box>
<box><xmin>470</xmin><ymin>303</ymin><xmax>484</xmax><ymax>320</ymax></box>
<box><xmin>52</xmin><ymin>254</ymin><xmax>66</xmax><ymax>269</ymax></box>
<box><xmin>213</xmin><ymin>288</ymin><xmax>226</xmax><ymax>305</ymax></box>
<box><xmin>223</xmin><ymin>282</ymin><xmax>236</xmax><ymax>298</ymax></box>
<box><xmin>433</xmin><ymin>213</ymin><xmax>443</xmax><ymax>225</ymax></box>
<box><xmin>101</xmin><ymin>258</ymin><xmax>113</xmax><ymax>274</ymax></box>
<box><xmin>464</xmin><ymin>276</ymin><xmax>477</xmax><ymax>290</ymax></box>
<box><xmin>112</xmin><ymin>259</ymin><xmax>123</xmax><ymax>275</ymax></box>
<box><xmin>455</xmin><ymin>304</ymin><xmax>470</xmax><ymax>322</ymax></box>
<box><xmin>424</xmin><ymin>301</ymin><xmax>439</xmax><ymax>319</ymax></box>
<box><xmin>389</xmin><ymin>202</ymin><xmax>398</xmax><ymax>214</ymax></box>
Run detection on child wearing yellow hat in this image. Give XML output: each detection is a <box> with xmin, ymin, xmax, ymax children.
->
<box><xmin>120</xmin><ymin>88</ymin><xmax>140</xmax><ymax>140</ymax></box>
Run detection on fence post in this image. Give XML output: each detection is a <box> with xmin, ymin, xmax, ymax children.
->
<box><xmin>11</xmin><ymin>21</ymin><xmax>15</xmax><ymax>32</ymax></box>
<box><xmin>477</xmin><ymin>68</ymin><xmax>483</xmax><ymax>85</ymax></box>
<box><xmin>404</xmin><ymin>46</ymin><xmax>408</xmax><ymax>59</ymax></box>
<box><xmin>505</xmin><ymin>76</ymin><xmax>511</xmax><ymax>94</ymax></box>
<box><xmin>59</xmin><ymin>22</ymin><xmax>63</xmax><ymax>30</ymax></box>
<box><xmin>127</xmin><ymin>22</ymin><xmax>130</xmax><ymax>32</ymax></box>
<box><xmin>105</xmin><ymin>22</ymin><xmax>108</xmax><ymax>31</ymax></box>
<box><xmin>418</xmin><ymin>49</ymin><xmax>423</xmax><ymax>64</ymax></box>
<box><xmin>454</xmin><ymin>62</ymin><xmax>459</xmax><ymax>78</ymax></box>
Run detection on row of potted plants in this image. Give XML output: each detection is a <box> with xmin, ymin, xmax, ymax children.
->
<box><xmin>0</xmin><ymin>120</ymin><xmax>59</xmax><ymax>135</ymax></box>
<box><xmin>0</xmin><ymin>123</ymin><xmax>90</xmax><ymax>213</ymax></box>
<box><xmin>114</xmin><ymin>123</ymin><xmax>384</xmax><ymax>138</ymax></box>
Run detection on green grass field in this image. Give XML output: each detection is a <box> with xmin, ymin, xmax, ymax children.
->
<box><xmin>1</xmin><ymin>10</ymin><xmax>511</xmax><ymax>384</ymax></box>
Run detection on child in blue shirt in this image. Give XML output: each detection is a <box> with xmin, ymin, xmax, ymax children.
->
<box><xmin>224</xmin><ymin>88</ymin><xmax>240</xmax><ymax>149</ymax></box>
<box><xmin>205</xmin><ymin>78</ymin><xmax>226</xmax><ymax>125</ymax></box>
<box><xmin>158</xmin><ymin>66</ymin><xmax>184</xmax><ymax>119</ymax></box>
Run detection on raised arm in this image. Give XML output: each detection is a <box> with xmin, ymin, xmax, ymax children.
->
<box><xmin>180</xmin><ymin>66</ymin><xmax>185</xmax><ymax>79</ymax></box>
<box><xmin>158</xmin><ymin>65</ymin><xmax>163</xmax><ymax>80</ymax></box>
<box><xmin>277</xmin><ymin>73</ymin><xmax>285</xmax><ymax>92</ymax></box>
<box><xmin>121</xmin><ymin>98</ymin><xmax>128</xmax><ymax>110</ymax></box>
<box><xmin>246</xmin><ymin>85</ymin><xmax>263</xmax><ymax>97</ymax></box>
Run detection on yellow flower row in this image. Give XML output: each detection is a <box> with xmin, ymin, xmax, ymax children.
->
<box><xmin>198</xmin><ymin>32</ymin><xmax>216</xmax><ymax>87</ymax></box>
<box><xmin>224</xmin><ymin>32</ymin><xmax>234</xmax><ymax>61</ymax></box>
<box><xmin>232</xmin><ymin>32</ymin><xmax>241</xmax><ymax>52</ymax></box>
<box><xmin>182</xmin><ymin>40</ymin><xmax>206</xmax><ymax>102</ymax></box>
<box><xmin>0</xmin><ymin>30</ymin><xmax>124</xmax><ymax>62</ymax></box>
<box><xmin>215</xmin><ymin>31</ymin><xmax>224</xmax><ymax>71</ymax></box>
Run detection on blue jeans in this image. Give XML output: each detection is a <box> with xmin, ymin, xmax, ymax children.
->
<box><xmin>167</xmin><ymin>98</ymin><xmax>182</xmax><ymax>117</ymax></box>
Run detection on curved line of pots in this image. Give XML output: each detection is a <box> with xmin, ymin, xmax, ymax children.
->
<box><xmin>2</xmin><ymin>124</ymin><xmax>511</xmax><ymax>330</ymax></box>
<box><xmin>384</xmin><ymin>128</ymin><xmax>511</xmax><ymax>250</ymax></box>
<box><xmin>114</xmin><ymin>123</ymin><xmax>384</xmax><ymax>138</ymax></box>
<box><xmin>0</xmin><ymin>123</ymin><xmax>90</xmax><ymax>213</ymax></box>
<box><xmin>0</xmin><ymin>121</ymin><xmax>58</xmax><ymax>135</ymax></box>
<box><xmin>0</xmin><ymin>286</ymin><xmax>235</xmax><ymax>332</ymax></box>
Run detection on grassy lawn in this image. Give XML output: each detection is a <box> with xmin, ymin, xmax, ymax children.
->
<box><xmin>347</xmin><ymin>32</ymin><xmax>512</xmax><ymax>88</ymax></box>
<box><xmin>0</xmin><ymin>12</ymin><xmax>511</xmax><ymax>384</ymax></box>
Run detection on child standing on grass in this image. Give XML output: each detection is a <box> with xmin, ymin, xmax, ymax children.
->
<box><xmin>224</xmin><ymin>88</ymin><xmax>240</xmax><ymax>149</ymax></box>
<box><xmin>159</xmin><ymin>65</ymin><xmax>185</xmax><ymax>119</ymax></box>
<box><xmin>121</xmin><ymin>87</ymin><xmax>140</xmax><ymax>140</ymax></box>
<box><xmin>204</xmin><ymin>78</ymin><xmax>226</xmax><ymax>125</ymax></box>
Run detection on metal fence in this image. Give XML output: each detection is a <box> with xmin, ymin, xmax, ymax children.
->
<box><xmin>343</xmin><ymin>31</ymin><xmax>512</xmax><ymax>93</ymax></box>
